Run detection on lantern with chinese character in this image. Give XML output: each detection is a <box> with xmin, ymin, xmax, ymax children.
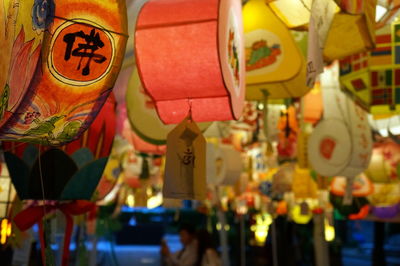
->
<box><xmin>134</xmin><ymin>0</ymin><xmax>245</xmax><ymax>124</ymax></box>
<box><xmin>0</xmin><ymin>0</ymin><xmax>127</xmax><ymax>145</ymax></box>
<box><xmin>243</xmin><ymin>0</ymin><xmax>309</xmax><ymax>99</ymax></box>
<box><xmin>339</xmin><ymin>21</ymin><xmax>400</xmax><ymax>115</ymax></box>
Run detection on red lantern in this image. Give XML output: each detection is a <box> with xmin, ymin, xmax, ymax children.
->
<box><xmin>134</xmin><ymin>0</ymin><xmax>245</xmax><ymax>124</ymax></box>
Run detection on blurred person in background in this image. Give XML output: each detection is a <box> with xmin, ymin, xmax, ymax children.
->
<box><xmin>161</xmin><ymin>224</ymin><xmax>198</xmax><ymax>266</ymax></box>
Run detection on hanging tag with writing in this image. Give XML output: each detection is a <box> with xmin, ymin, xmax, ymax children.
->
<box><xmin>163</xmin><ymin>118</ymin><xmax>206</xmax><ymax>200</ymax></box>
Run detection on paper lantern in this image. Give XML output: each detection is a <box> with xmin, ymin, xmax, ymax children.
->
<box><xmin>302</xmin><ymin>83</ymin><xmax>323</xmax><ymax>124</ymax></box>
<box><xmin>330</xmin><ymin>174</ymin><xmax>374</xmax><ymax>197</ymax></box>
<box><xmin>267</xmin><ymin>0</ymin><xmax>376</xmax><ymax>61</ymax></box>
<box><xmin>3</xmin><ymin>95</ymin><xmax>116</xmax><ymax>200</ymax></box>
<box><xmin>368</xmin><ymin>182</ymin><xmax>400</xmax><ymax>206</ymax></box>
<box><xmin>292</xmin><ymin>166</ymin><xmax>318</xmax><ymax>200</ymax></box>
<box><xmin>126</xmin><ymin>68</ymin><xmax>211</xmax><ymax>144</ymax></box>
<box><xmin>134</xmin><ymin>0</ymin><xmax>245</xmax><ymax>124</ymax></box>
<box><xmin>272</xmin><ymin>163</ymin><xmax>294</xmax><ymax>195</ymax></box>
<box><xmin>206</xmin><ymin>143</ymin><xmax>243</xmax><ymax>186</ymax></box>
<box><xmin>95</xmin><ymin>136</ymin><xmax>128</xmax><ymax>202</ymax></box>
<box><xmin>4</xmin><ymin>95</ymin><xmax>115</xmax><ymax>266</ymax></box>
<box><xmin>339</xmin><ymin>21</ymin><xmax>400</xmax><ymax>115</ymax></box>
<box><xmin>0</xmin><ymin>0</ymin><xmax>127</xmax><ymax>145</ymax></box>
<box><xmin>291</xmin><ymin>204</ymin><xmax>313</xmax><ymax>224</ymax></box>
<box><xmin>365</xmin><ymin>139</ymin><xmax>400</xmax><ymax>182</ymax></box>
<box><xmin>243</xmin><ymin>0</ymin><xmax>309</xmax><ymax>99</ymax></box>
<box><xmin>308</xmin><ymin>66</ymin><xmax>373</xmax><ymax>177</ymax></box>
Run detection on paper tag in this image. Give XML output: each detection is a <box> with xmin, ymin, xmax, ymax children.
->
<box><xmin>343</xmin><ymin>176</ymin><xmax>354</xmax><ymax>205</ymax></box>
<box><xmin>163</xmin><ymin>118</ymin><xmax>206</xmax><ymax>200</ymax></box>
<box><xmin>300</xmin><ymin>201</ymin><xmax>309</xmax><ymax>215</ymax></box>
<box><xmin>306</xmin><ymin>0</ymin><xmax>336</xmax><ymax>87</ymax></box>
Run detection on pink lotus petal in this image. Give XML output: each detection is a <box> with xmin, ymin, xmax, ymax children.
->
<box><xmin>8</xmin><ymin>39</ymin><xmax>35</xmax><ymax>109</ymax></box>
<box><xmin>10</xmin><ymin>28</ymin><xmax>25</xmax><ymax>66</ymax></box>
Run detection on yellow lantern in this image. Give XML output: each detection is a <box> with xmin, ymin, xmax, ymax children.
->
<box><xmin>291</xmin><ymin>203</ymin><xmax>313</xmax><ymax>224</ymax></box>
<box><xmin>268</xmin><ymin>0</ymin><xmax>376</xmax><ymax>61</ymax></box>
<box><xmin>339</xmin><ymin>21</ymin><xmax>400</xmax><ymax>115</ymax></box>
<box><xmin>243</xmin><ymin>0</ymin><xmax>309</xmax><ymax>99</ymax></box>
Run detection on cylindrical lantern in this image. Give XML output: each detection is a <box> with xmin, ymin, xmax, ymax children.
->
<box><xmin>126</xmin><ymin>68</ymin><xmax>211</xmax><ymax>144</ymax></box>
<box><xmin>0</xmin><ymin>0</ymin><xmax>127</xmax><ymax>145</ymax></box>
<box><xmin>134</xmin><ymin>0</ymin><xmax>245</xmax><ymax>124</ymax></box>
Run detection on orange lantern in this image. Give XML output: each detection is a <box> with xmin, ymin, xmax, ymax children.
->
<box><xmin>134</xmin><ymin>0</ymin><xmax>245</xmax><ymax>124</ymax></box>
<box><xmin>0</xmin><ymin>0</ymin><xmax>128</xmax><ymax>145</ymax></box>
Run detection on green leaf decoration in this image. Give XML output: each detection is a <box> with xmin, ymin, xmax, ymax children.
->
<box><xmin>71</xmin><ymin>148</ymin><xmax>94</xmax><ymax>168</ymax></box>
<box><xmin>60</xmin><ymin>157</ymin><xmax>108</xmax><ymax>200</ymax></box>
<box><xmin>4</xmin><ymin>152</ymin><xmax>30</xmax><ymax>199</ymax></box>
<box><xmin>22</xmin><ymin>144</ymin><xmax>39</xmax><ymax>168</ymax></box>
<box><xmin>29</xmin><ymin>149</ymin><xmax>78</xmax><ymax>200</ymax></box>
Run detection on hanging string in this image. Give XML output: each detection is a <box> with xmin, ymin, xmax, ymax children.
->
<box><xmin>51</xmin><ymin>16</ymin><xmax>129</xmax><ymax>38</ymax></box>
<box><xmin>187</xmin><ymin>98</ymin><xmax>193</xmax><ymax>123</ymax></box>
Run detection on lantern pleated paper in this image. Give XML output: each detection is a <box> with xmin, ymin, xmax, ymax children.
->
<box><xmin>243</xmin><ymin>0</ymin><xmax>309</xmax><ymax>100</ymax></box>
<box><xmin>126</xmin><ymin>68</ymin><xmax>212</xmax><ymax>144</ymax></box>
<box><xmin>134</xmin><ymin>0</ymin><xmax>245</xmax><ymax>124</ymax></box>
<box><xmin>0</xmin><ymin>0</ymin><xmax>127</xmax><ymax>145</ymax></box>
<box><xmin>340</xmin><ymin>22</ymin><xmax>400</xmax><ymax>115</ymax></box>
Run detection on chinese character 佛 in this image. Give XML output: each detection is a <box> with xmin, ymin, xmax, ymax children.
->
<box><xmin>63</xmin><ymin>28</ymin><xmax>107</xmax><ymax>76</ymax></box>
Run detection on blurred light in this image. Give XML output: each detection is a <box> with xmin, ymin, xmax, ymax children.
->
<box><xmin>216</xmin><ymin>223</ymin><xmax>222</xmax><ymax>231</ymax></box>
<box><xmin>126</xmin><ymin>194</ymin><xmax>135</xmax><ymax>208</ymax></box>
<box><xmin>324</xmin><ymin>219</ymin><xmax>335</xmax><ymax>242</ymax></box>
<box><xmin>251</xmin><ymin>213</ymin><xmax>273</xmax><ymax>245</ymax></box>
<box><xmin>376</xmin><ymin>5</ymin><xmax>388</xmax><ymax>22</ymax></box>
<box><xmin>0</xmin><ymin>219</ymin><xmax>11</xmax><ymax>245</ymax></box>
<box><xmin>147</xmin><ymin>193</ymin><xmax>163</xmax><ymax>209</ymax></box>
<box><xmin>257</xmin><ymin>103</ymin><xmax>264</xmax><ymax>110</ymax></box>
<box><xmin>379</xmin><ymin>129</ymin><xmax>389</xmax><ymax>137</ymax></box>
<box><xmin>390</xmin><ymin>125</ymin><xmax>400</xmax><ymax>135</ymax></box>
